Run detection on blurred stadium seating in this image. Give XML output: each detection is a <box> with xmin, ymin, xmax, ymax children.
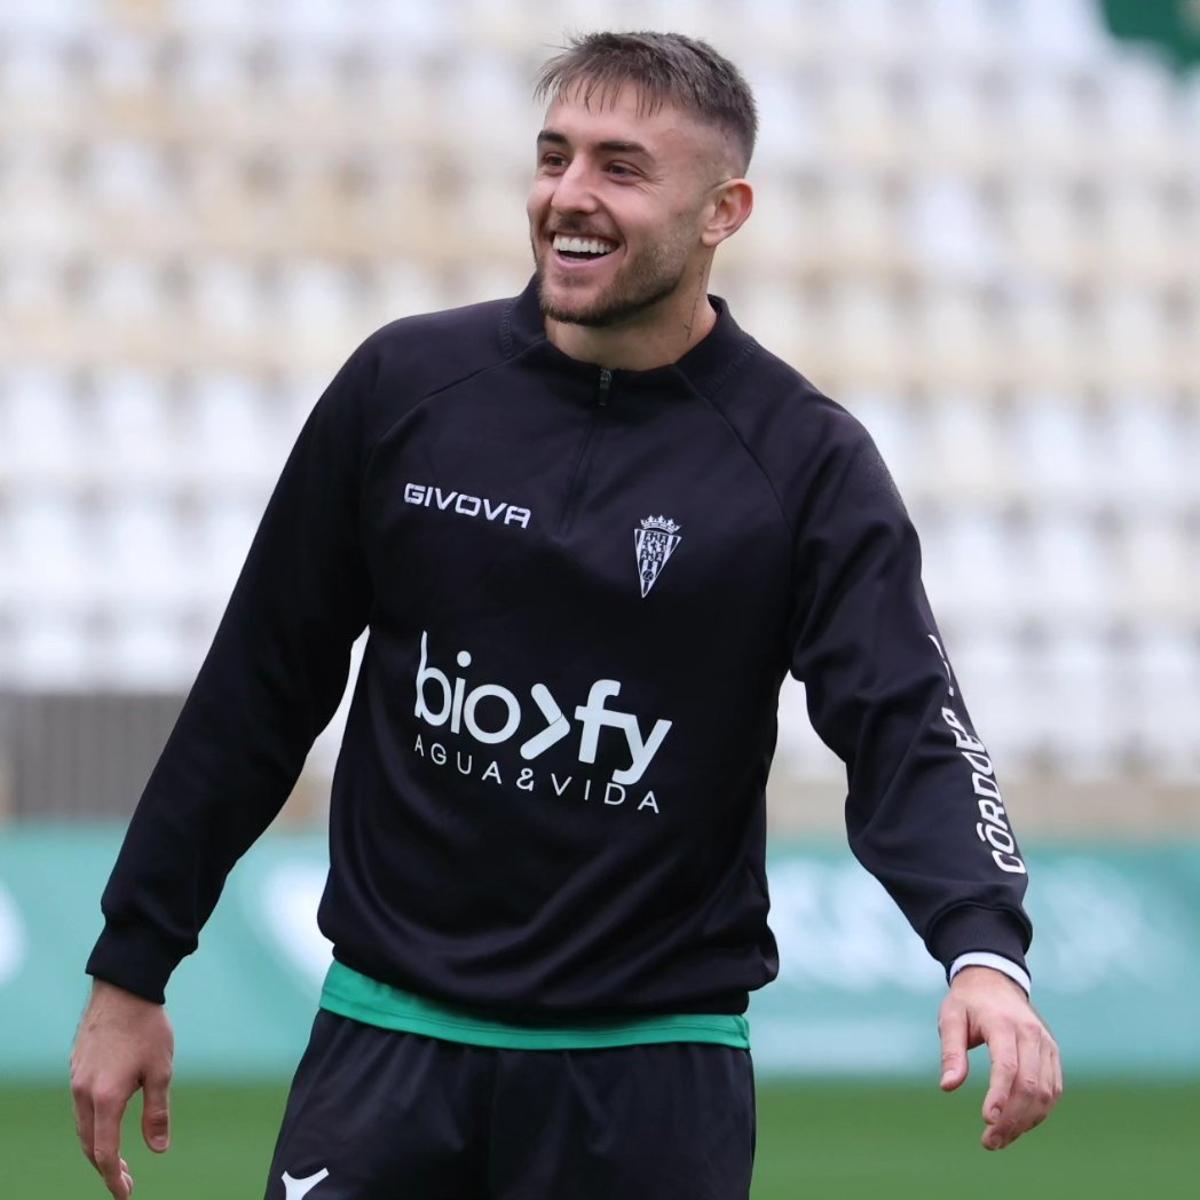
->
<box><xmin>0</xmin><ymin>0</ymin><xmax>1197</xmax><ymax>834</ymax></box>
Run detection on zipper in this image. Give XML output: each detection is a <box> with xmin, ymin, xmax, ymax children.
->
<box><xmin>557</xmin><ymin>366</ymin><xmax>612</xmax><ymax>536</ymax></box>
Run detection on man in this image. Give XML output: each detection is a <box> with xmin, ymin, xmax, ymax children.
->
<box><xmin>70</xmin><ymin>31</ymin><xmax>1062</xmax><ymax>1200</ymax></box>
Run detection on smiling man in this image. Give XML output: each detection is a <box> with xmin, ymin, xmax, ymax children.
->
<box><xmin>529</xmin><ymin>47</ymin><xmax>753</xmax><ymax>367</ymax></box>
<box><xmin>70</xmin><ymin>31</ymin><xmax>1061</xmax><ymax>1200</ymax></box>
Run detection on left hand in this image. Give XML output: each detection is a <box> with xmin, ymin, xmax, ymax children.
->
<box><xmin>937</xmin><ymin>965</ymin><xmax>1063</xmax><ymax>1150</ymax></box>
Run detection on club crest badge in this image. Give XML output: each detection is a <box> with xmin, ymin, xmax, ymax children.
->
<box><xmin>635</xmin><ymin>515</ymin><xmax>681</xmax><ymax>597</ymax></box>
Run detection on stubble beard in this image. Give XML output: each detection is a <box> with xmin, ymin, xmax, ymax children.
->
<box><xmin>532</xmin><ymin>235</ymin><xmax>689</xmax><ymax>329</ymax></box>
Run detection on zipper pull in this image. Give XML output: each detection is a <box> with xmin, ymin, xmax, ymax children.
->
<box><xmin>596</xmin><ymin>366</ymin><xmax>612</xmax><ymax>406</ymax></box>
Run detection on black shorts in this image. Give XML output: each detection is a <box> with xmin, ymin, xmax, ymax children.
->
<box><xmin>262</xmin><ymin>1009</ymin><xmax>756</xmax><ymax>1199</ymax></box>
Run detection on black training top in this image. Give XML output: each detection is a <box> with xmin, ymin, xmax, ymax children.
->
<box><xmin>86</xmin><ymin>275</ymin><xmax>1033</xmax><ymax>1014</ymax></box>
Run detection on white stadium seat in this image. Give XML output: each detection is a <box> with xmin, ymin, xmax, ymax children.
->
<box><xmin>0</xmin><ymin>0</ymin><xmax>1196</xmax><ymax>798</ymax></box>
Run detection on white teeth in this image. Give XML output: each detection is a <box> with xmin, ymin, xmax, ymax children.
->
<box><xmin>552</xmin><ymin>235</ymin><xmax>616</xmax><ymax>255</ymax></box>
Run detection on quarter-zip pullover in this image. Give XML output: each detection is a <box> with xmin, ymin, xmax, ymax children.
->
<box><xmin>86</xmin><ymin>275</ymin><xmax>1033</xmax><ymax>1015</ymax></box>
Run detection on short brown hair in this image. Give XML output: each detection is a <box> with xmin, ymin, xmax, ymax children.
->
<box><xmin>533</xmin><ymin>31</ymin><xmax>758</xmax><ymax>175</ymax></box>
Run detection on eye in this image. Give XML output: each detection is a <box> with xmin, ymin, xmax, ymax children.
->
<box><xmin>539</xmin><ymin>152</ymin><xmax>566</xmax><ymax>169</ymax></box>
<box><xmin>607</xmin><ymin>163</ymin><xmax>637</xmax><ymax>177</ymax></box>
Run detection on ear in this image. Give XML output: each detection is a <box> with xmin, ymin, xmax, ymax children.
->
<box><xmin>700</xmin><ymin>177</ymin><xmax>753</xmax><ymax>249</ymax></box>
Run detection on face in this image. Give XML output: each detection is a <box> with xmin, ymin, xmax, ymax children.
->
<box><xmin>526</xmin><ymin>81</ymin><xmax>728</xmax><ymax>328</ymax></box>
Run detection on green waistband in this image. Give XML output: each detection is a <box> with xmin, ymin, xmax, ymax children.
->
<box><xmin>318</xmin><ymin>961</ymin><xmax>750</xmax><ymax>1051</ymax></box>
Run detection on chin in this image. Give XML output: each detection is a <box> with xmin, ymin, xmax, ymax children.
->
<box><xmin>536</xmin><ymin>273</ymin><xmax>606</xmax><ymax>325</ymax></box>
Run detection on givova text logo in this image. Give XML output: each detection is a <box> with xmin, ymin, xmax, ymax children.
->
<box><xmin>404</xmin><ymin>481</ymin><xmax>531</xmax><ymax>528</ymax></box>
<box><xmin>413</xmin><ymin>631</ymin><xmax>671</xmax><ymax>786</ymax></box>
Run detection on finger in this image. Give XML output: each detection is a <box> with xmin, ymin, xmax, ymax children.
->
<box><xmin>986</xmin><ymin>1023</ymin><xmax>1045</xmax><ymax>1150</ymax></box>
<box><xmin>980</xmin><ymin>1028</ymin><xmax>1018</xmax><ymax>1145</ymax></box>
<box><xmin>1034</xmin><ymin>1038</ymin><xmax>1065</xmax><ymax>1128</ymax></box>
<box><xmin>938</xmin><ymin>1002</ymin><xmax>969</xmax><ymax>1090</ymax></box>
<box><xmin>91</xmin><ymin>1085</ymin><xmax>131</xmax><ymax>1197</ymax></box>
<box><xmin>141</xmin><ymin>1070</ymin><xmax>172</xmax><ymax>1152</ymax></box>
<box><xmin>71</xmin><ymin>1078</ymin><xmax>96</xmax><ymax>1168</ymax></box>
<box><xmin>1027</xmin><ymin>1037</ymin><xmax>1058</xmax><ymax>1131</ymax></box>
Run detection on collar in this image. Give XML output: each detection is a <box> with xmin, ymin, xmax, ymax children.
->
<box><xmin>503</xmin><ymin>272</ymin><xmax>756</xmax><ymax>396</ymax></box>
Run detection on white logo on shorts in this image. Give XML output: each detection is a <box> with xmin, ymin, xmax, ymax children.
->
<box><xmin>283</xmin><ymin>1168</ymin><xmax>330</xmax><ymax>1198</ymax></box>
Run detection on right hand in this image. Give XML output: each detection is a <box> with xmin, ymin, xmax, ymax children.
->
<box><xmin>70</xmin><ymin>979</ymin><xmax>175</xmax><ymax>1198</ymax></box>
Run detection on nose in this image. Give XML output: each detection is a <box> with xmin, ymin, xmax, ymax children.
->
<box><xmin>548</xmin><ymin>157</ymin><xmax>599</xmax><ymax>217</ymax></box>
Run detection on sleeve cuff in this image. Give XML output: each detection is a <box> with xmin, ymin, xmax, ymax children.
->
<box><xmin>926</xmin><ymin>902</ymin><xmax>1031</xmax><ymax>978</ymax></box>
<box><xmin>85</xmin><ymin>922</ymin><xmax>186</xmax><ymax>1005</ymax></box>
<box><xmin>949</xmin><ymin>951</ymin><xmax>1031</xmax><ymax>998</ymax></box>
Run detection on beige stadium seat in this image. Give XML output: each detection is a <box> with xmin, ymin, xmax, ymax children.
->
<box><xmin>97</xmin><ymin>609</ymin><xmax>194</xmax><ymax>691</ymax></box>
<box><xmin>0</xmin><ymin>22</ymin><xmax>80</xmax><ymax>98</ymax></box>
<box><xmin>831</xmin><ymin>0</ymin><xmax>924</xmax><ymax>62</ymax></box>
<box><xmin>185</xmin><ymin>371</ymin><xmax>281</xmax><ymax>490</ymax></box>
<box><xmin>277</xmin><ymin>259</ymin><xmax>363</xmax><ymax>343</ymax></box>
<box><xmin>1008</xmin><ymin>389</ymin><xmax>1099</xmax><ymax>507</ymax></box>
<box><xmin>94</xmin><ymin>491</ymin><xmax>195</xmax><ymax>617</ymax></box>
<box><xmin>922</xmin><ymin>0</ymin><xmax>1001</xmax><ymax>63</ymax></box>
<box><xmin>1105</xmin><ymin>55</ymin><xmax>1183</xmax><ymax>175</ymax></box>
<box><xmin>449</xmin><ymin>170</ymin><xmax>534</xmax><ymax>264</ymax></box>
<box><xmin>1126</xmin><ymin>625</ymin><xmax>1200</xmax><ymax>781</ymax></box>
<box><xmin>1009</xmin><ymin>0</ymin><xmax>1113</xmax><ymax>69</ymax></box>
<box><xmin>1106</xmin><ymin>183</ymin><xmax>1175</xmax><ymax>284</ymax></box>
<box><xmin>1006</xmin><ymin>180</ymin><xmax>1089</xmax><ymax>278</ymax></box>
<box><xmin>90</xmin><ymin>369</ymin><xmax>180</xmax><ymax>492</ymax></box>
<box><xmin>0</xmin><ymin>138</ymin><xmax>81</xmax><ymax>258</ymax></box>
<box><xmin>1115</xmin><ymin>513</ymin><xmax>1193</xmax><ymax>624</ymax></box>
<box><xmin>1010</xmin><ymin>72</ymin><xmax>1088</xmax><ymax>168</ymax></box>
<box><xmin>905</xmin><ymin>172</ymin><xmax>1003</xmax><ymax>285</ymax></box>
<box><xmin>925</xmin><ymin>389</ymin><xmax>1009</xmax><ymax>501</ymax></box>
<box><xmin>821</xmin><ymin>62</ymin><xmax>903</xmax><ymax>165</ymax></box>
<box><xmin>89</xmin><ymin>258</ymin><xmax>161</xmax><ymax>326</ymax></box>
<box><xmin>1032</xmin><ymin>627</ymin><xmax>1128</xmax><ymax>781</ymax></box>
<box><xmin>822</xmin><ymin>173</ymin><xmax>904</xmax><ymax>273</ymax></box>
<box><xmin>7</xmin><ymin>493</ymin><xmax>92</xmax><ymax>617</ymax></box>
<box><xmin>8</xmin><ymin>610</ymin><xmax>93</xmax><ymax>690</ymax></box>
<box><xmin>1025</xmin><ymin>511</ymin><xmax>1116</xmax><ymax>628</ymax></box>
<box><xmin>439</xmin><ymin>50</ymin><xmax>532</xmax><ymax>164</ymax></box>
<box><xmin>0</xmin><ymin>367</ymin><xmax>86</xmax><ymax>489</ymax></box>
<box><xmin>918</xmin><ymin>73</ymin><xmax>1000</xmax><ymax>174</ymax></box>
<box><xmin>826</xmin><ymin>280</ymin><xmax>907</xmax><ymax>384</ymax></box>
<box><xmin>916</xmin><ymin>288</ymin><xmax>1005</xmax><ymax>390</ymax></box>
<box><xmin>1006</xmin><ymin>284</ymin><xmax>1081</xmax><ymax>388</ymax></box>
<box><xmin>191</xmin><ymin>257</ymin><xmax>261</xmax><ymax>335</ymax></box>
<box><xmin>1099</xmin><ymin>394</ymin><xmax>1188</xmax><ymax>513</ymax></box>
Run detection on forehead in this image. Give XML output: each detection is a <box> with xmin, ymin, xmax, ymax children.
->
<box><xmin>541</xmin><ymin>80</ymin><xmax>711</xmax><ymax>160</ymax></box>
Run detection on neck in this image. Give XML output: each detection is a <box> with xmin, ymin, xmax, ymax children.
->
<box><xmin>544</xmin><ymin>268</ymin><xmax>717</xmax><ymax>371</ymax></box>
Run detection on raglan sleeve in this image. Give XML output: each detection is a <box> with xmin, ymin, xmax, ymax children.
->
<box><xmin>84</xmin><ymin>333</ymin><xmax>380</xmax><ymax>1004</ymax></box>
<box><xmin>785</xmin><ymin>418</ymin><xmax>1033</xmax><ymax>987</ymax></box>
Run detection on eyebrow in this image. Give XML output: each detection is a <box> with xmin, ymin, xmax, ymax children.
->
<box><xmin>536</xmin><ymin>129</ymin><xmax>654</xmax><ymax>159</ymax></box>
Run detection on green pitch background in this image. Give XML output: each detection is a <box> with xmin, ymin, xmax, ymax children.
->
<box><xmin>8</xmin><ymin>1079</ymin><xmax>1195</xmax><ymax>1198</ymax></box>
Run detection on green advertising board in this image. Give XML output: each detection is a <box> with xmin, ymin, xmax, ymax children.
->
<box><xmin>1</xmin><ymin>828</ymin><xmax>1198</xmax><ymax>1081</ymax></box>
<box><xmin>1101</xmin><ymin>0</ymin><xmax>1200</xmax><ymax>71</ymax></box>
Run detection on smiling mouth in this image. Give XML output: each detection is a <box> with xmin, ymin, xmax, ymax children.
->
<box><xmin>549</xmin><ymin>233</ymin><xmax>619</xmax><ymax>263</ymax></box>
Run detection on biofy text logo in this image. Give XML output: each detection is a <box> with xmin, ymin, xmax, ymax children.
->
<box><xmin>413</xmin><ymin>631</ymin><xmax>671</xmax><ymax>786</ymax></box>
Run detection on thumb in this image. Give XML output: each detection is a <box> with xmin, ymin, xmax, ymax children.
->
<box><xmin>938</xmin><ymin>1002</ymin><xmax>969</xmax><ymax>1091</ymax></box>
<box><xmin>141</xmin><ymin>1073</ymin><xmax>171</xmax><ymax>1153</ymax></box>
